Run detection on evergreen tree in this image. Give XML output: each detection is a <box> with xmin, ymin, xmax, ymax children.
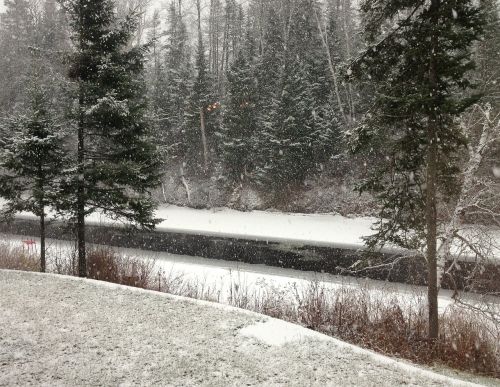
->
<box><xmin>0</xmin><ymin>84</ymin><xmax>65</xmax><ymax>272</ymax></box>
<box><xmin>65</xmin><ymin>0</ymin><xmax>161</xmax><ymax>277</ymax></box>
<box><xmin>475</xmin><ymin>0</ymin><xmax>500</xmax><ymax>106</ymax></box>
<box><xmin>219</xmin><ymin>49</ymin><xmax>258</xmax><ymax>184</ymax></box>
<box><xmin>0</xmin><ymin>0</ymin><xmax>37</xmax><ymax>112</ymax></box>
<box><xmin>350</xmin><ymin>0</ymin><xmax>486</xmax><ymax>338</ymax></box>
<box><xmin>254</xmin><ymin>7</ymin><xmax>283</xmax><ymax>113</ymax></box>
<box><xmin>256</xmin><ymin>0</ymin><xmax>338</xmax><ymax>197</ymax></box>
<box><xmin>183</xmin><ymin>15</ymin><xmax>218</xmax><ymax>175</ymax></box>
<box><xmin>161</xmin><ymin>2</ymin><xmax>191</xmax><ymax>162</ymax></box>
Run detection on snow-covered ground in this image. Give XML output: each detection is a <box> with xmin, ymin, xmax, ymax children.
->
<box><xmin>0</xmin><ymin>270</ymin><xmax>489</xmax><ymax>386</ymax></box>
<box><xmin>4</xmin><ymin>234</ymin><xmax>499</xmax><ymax>316</ymax></box>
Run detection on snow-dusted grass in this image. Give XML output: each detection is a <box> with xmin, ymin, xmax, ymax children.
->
<box><xmin>0</xmin><ymin>270</ymin><xmax>491</xmax><ymax>386</ymax></box>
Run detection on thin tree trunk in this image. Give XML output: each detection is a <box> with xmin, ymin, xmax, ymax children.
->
<box><xmin>208</xmin><ymin>0</ymin><xmax>214</xmax><ymax>72</ymax></box>
<box><xmin>220</xmin><ymin>2</ymin><xmax>229</xmax><ymax>92</ymax></box>
<box><xmin>199</xmin><ymin>107</ymin><xmax>209</xmax><ymax>172</ymax></box>
<box><xmin>426</xmin><ymin>0</ymin><xmax>440</xmax><ymax>340</ymax></box>
<box><xmin>426</xmin><ymin>120</ymin><xmax>439</xmax><ymax>340</ymax></box>
<box><xmin>214</xmin><ymin>1</ymin><xmax>220</xmax><ymax>82</ymax></box>
<box><xmin>342</xmin><ymin>0</ymin><xmax>355</xmax><ymax>120</ymax></box>
<box><xmin>36</xmin><ymin>166</ymin><xmax>46</xmax><ymax>273</ymax></box>
<box><xmin>77</xmin><ymin>83</ymin><xmax>86</xmax><ymax>278</ymax></box>
<box><xmin>437</xmin><ymin>106</ymin><xmax>498</xmax><ymax>286</ymax></box>
<box><xmin>40</xmin><ymin>206</ymin><xmax>46</xmax><ymax>273</ymax></box>
<box><xmin>313</xmin><ymin>8</ymin><xmax>350</xmax><ymax>127</ymax></box>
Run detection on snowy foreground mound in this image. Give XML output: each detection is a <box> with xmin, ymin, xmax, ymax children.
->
<box><xmin>0</xmin><ymin>271</ymin><xmax>480</xmax><ymax>386</ymax></box>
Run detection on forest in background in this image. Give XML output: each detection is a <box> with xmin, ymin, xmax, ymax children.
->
<box><xmin>0</xmin><ymin>0</ymin><xmax>498</xmax><ymax>214</ymax></box>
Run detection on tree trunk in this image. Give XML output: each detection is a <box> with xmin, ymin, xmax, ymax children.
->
<box><xmin>37</xmin><ymin>170</ymin><xmax>46</xmax><ymax>273</ymax></box>
<box><xmin>199</xmin><ymin>107</ymin><xmax>209</xmax><ymax>173</ymax></box>
<box><xmin>77</xmin><ymin>84</ymin><xmax>86</xmax><ymax>278</ymax></box>
<box><xmin>426</xmin><ymin>0</ymin><xmax>441</xmax><ymax>340</ymax></box>
<box><xmin>341</xmin><ymin>0</ymin><xmax>355</xmax><ymax>121</ymax></box>
<box><xmin>426</xmin><ymin>121</ymin><xmax>439</xmax><ymax>340</ymax></box>
<box><xmin>40</xmin><ymin>207</ymin><xmax>46</xmax><ymax>273</ymax></box>
<box><xmin>437</xmin><ymin>105</ymin><xmax>498</xmax><ymax>286</ymax></box>
<box><xmin>313</xmin><ymin>8</ymin><xmax>350</xmax><ymax>127</ymax></box>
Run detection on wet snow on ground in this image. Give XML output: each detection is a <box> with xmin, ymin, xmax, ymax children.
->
<box><xmin>0</xmin><ymin>270</ymin><xmax>485</xmax><ymax>386</ymax></box>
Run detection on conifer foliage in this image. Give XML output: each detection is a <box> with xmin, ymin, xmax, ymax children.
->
<box><xmin>256</xmin><ymin>0</ymin><xmax>339</xmax><ymax>196</ymax></box>
<box><xmin>220</xmin><ymin>50</ymin><xmax>258</xmax><ymax>184</ymax></box>
<box><xmin>0</xmin><ymin>85</ymin><xmax>65</xmax><ymax>272</ymax></box>
<box><xmin>65</xmin><ymin>0</ymin><xmax>161</xmax><ymax>277</ymax></box>
<box><xmin>351</xmin><ymin>0</ymin><xmax>486</xmax><ymax>338</ymax></box>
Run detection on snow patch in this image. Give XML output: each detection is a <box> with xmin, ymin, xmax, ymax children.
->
<box><xmin>239</xmin><ymin>319</ymin><xmax>328</xmax><ymax>346</ymax></box>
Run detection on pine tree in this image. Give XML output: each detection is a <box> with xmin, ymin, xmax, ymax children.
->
<box><xmin>0</xmin><ymin>0</ymin><xmax>37</xmax><ymax>112</ymax></box>
<box><xmin>161</xmin><ymin>2</ymin><xmax>191</xmax><ymax>162</ymax></box>
<box><xmin>219</xmin><ymin>49</ymin><xmax>258</xmax><ymax>183</ymax></box>
<box><xmin>350</xmin><ymin>0</ymin><xmax>486</xmax><ymax>338</ymax></box>
<box><xmin>254</xmin><ymin>7</ymin><xmax>283</xmax><ymax>113</ymax></box>
<box><xmin>0</xmin><ymin>84</ymin><xmax>65</xmax><ymax>272</ymax></box>
<box><xmin>256</xmin><ymin>0</ymin><xmax>338</xmax><ymax>198</ymax></box>
<box><xmin>475</xmin><ymin>0</ymin><xmax>500</xmax><ymax>106</ymax></box>
<box><xmin>183</xmin><ymin>3</ymin><xmax>218</xmax><ymax>175</ymax></box>
<box><xmin>65</xmin><ymin>0</ymin><xmax>162</xmax><ymax>277</ymax></box>
<box><xmin>252</xmin><ymin>6</ymin><xmax>284</xmax><ymax>187</ymax></box>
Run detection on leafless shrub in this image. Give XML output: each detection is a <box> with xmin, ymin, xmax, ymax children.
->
<box><xmin>86</xmin><ymin>247</ymin><xmax>156</xmax><ymax>289</ymax></box>
<box><xmin>0</xmin><ymin>241</ymin><xmax>39</xmax><ymax>271</ymax></box>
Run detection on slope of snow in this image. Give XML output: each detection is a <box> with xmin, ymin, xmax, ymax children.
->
<box><xmin>0</xmin><ymin>270</ymin><xmax>485</xmax><ymax>386</ymax></box>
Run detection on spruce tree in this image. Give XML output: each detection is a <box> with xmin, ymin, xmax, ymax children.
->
<box><xmin>0</xmin><ymin>0</ymin><xmax>37</xmax><ymax>112</ymax></box>
<box><xmin>0</xmin><ymin>84</ymin><xmax>65</xmax><ymax>272</ymax></box>
<box><xmin>161</xmin><ymin>2</ymin><xmax>191</xmax><ymax>162</ymax></box>
<box><xmin>256</xmin><ymin>0</ymin><xmax>338</xmax><ymax>198</ymax></box>
<box><xmin>350</xmin><ymin>0</ymin><xmax>486</xmax><ymax>338</ymax></box>
<box><xmin>219</xmin><ymin>50</ymin><xmax>258</xmax><ymax>184</ymax></box>
<box><xmin>65</xmin><ymin>0</ymin><xmax>161</xmax><ymax>277</ymax></box>
<box><xmin>252</xmin><ymin>7</ymin><xmax>284</xmax><ymax>186</ymax></box>
<box><xmin>183</xmin><ymin>16</ymin><xmax>218</xmax><ymax>175</ymax></box>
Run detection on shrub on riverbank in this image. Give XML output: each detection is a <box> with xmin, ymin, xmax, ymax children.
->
<box><xmin>0</xmin><ymin>241</ymin><xmax>39</xmax><ymax>271</ymax></box>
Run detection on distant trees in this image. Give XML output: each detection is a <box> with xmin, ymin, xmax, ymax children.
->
<box><xmin>124</xmin><ymin>0</ymin><xmax>351</xmax><ymax>202</ymax></box>
<box><xmin>350</xmin><ymin>0</ymin><xmax>486</xmax><ymax>338</ymax></box>
<box><xmin>254</xmin><ymin>0</ymin><xmax>339</xmax><ymax>198</ymax></box>
<box><xmin>0</xmin><ymin>0</ymin><xmax>37</xmax><ymax>112</ymax></box>
<box><xmin>219</xmin><ymin>50</ymin><xmax>258</xmax><ymax>184</ymax></box>
<box><xmin>0</xmin><ymin>0</ymin><xmax>67</xmax><ymax>114</ymax></box>
<box><xmin>183</xmin><ymin>0</ymin><xmax>219</xmax><ymax>174</ymax></box>
<box><xmin>64</xmin><ymin>0</ymin><xmax>161</xmax><ymax>277</ymax></box>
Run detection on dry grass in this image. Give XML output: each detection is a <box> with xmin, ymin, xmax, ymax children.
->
<box><xmin>246</xmin><ymin>282</ymin><xmax>500</xmax><ymax>378</ymax></box>
<box><xmin>153</xmin><ymin>268</ymin><xmax>500</xmax><ymax>377</ymax></box>
<box><xmin>86</xmin><ymin>247</ymin><xmax>156</xmax><ymax>289</ymax></box>
<box><xmin>0</xmin><ymin>241</ymin><xmax>40</xmax><ymax>272</ymax></box>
